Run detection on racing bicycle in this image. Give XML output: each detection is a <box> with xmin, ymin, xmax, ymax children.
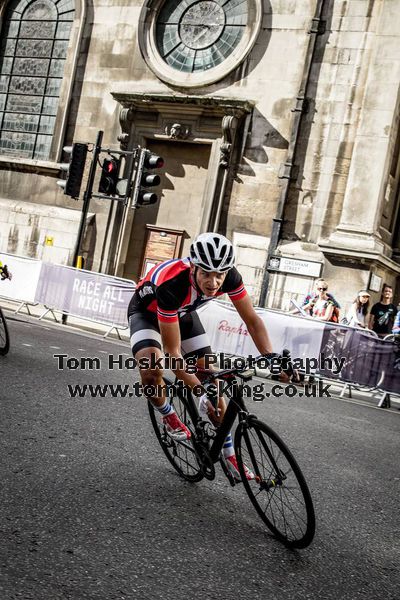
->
<box><xmin>148</xmin><ymin>356</ymin><xmax>316</xmax><ymax>549</ymax></box>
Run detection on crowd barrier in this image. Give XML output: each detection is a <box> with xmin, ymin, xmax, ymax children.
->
<box><xmin>1</xmin><ymin>252</ymin><xmax>398</xmax><ymax>395</ymax></box>
<box><xmin>0</xmin><ymin>252</ymin><xmax>135</xmax><ymax>336</ymax></box>
<box><xmin>0</xmin><ymin>252</ymin><xmax>41</xmax><ymax>311</ymax></box>
<box><xmin>198</xmin><ymin>302</ymin><xmax>400</xmax><ymax>396</ymax></box>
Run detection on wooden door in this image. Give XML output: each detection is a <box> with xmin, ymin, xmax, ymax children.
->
<box><xmin>140</xmin><ymin>226</ymin><xmax>185</xmax><ymax>278</ymax></box>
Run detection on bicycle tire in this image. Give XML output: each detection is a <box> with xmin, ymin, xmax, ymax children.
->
<box><xmin>148</xmin><ymin>379</ymin><xmax>204</xmax><ymax>483</ymax></box>
<box><xmin>235</xmin><ymin>418</ymin><xmax>315</xmax><ymax>548</ymax></box>
<box><xmin>0</xmin><ymin>308</ymin><xmax>10</xmax><ymax>355</ymax></box>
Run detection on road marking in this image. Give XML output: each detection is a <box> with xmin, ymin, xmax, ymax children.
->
<box><xmin>50</xmin><ymin>346</ymin><xmax>60</xmax><ymax>349</ymax></box>
<box><xmin>22</xmin><ymin>343</ymin><xmax>32</xmax><ymax>347</ymax></box>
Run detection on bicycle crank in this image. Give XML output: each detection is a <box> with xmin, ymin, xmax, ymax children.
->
<box><xmin>195</xmin><ymin>443</ymin><xmax>215</xmax><ymax>480</ymax></box>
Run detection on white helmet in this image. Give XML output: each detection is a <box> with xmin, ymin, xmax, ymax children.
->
<box><xmin>190</xmin><ymin>233</ymin><xmax>235</xmax><ymax>273</ymax></box>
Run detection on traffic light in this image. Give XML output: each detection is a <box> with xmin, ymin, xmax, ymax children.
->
<box><xmin>98</xmin><ymin>157</ymin><xmax>120</xmax><ymax>195</ymax></box>
<box><xmin>57</xmin><ymin>143</ymin><xmax>88</xmax><ymax>198</ymax></box>
<box><xmin>136</xmin><ymin>150</ymin><xmax>164</xmax><ymax>206</ymax></box>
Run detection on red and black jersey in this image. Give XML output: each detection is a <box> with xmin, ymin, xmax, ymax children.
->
<box><xmin>128</xmin><ymin>258</ymin><xmax>247</xmax><ymax>323</ymax></box>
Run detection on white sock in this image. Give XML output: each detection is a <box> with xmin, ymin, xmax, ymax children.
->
<box><xmin>155</xmin><ymin>399</ymin><xmax>174</xmax><ymax>417</ymax></box>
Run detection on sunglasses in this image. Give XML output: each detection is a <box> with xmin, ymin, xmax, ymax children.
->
<box><xmin>317</xmin><ymin>287</ymin><xmax>327</xmax><ymax>291</ymax></box>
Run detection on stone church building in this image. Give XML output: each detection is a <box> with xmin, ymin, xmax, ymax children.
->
<box><xmin>0</xmin><ymin>0</ymin><xmax>399</xmax><ymax>310</ymax></box>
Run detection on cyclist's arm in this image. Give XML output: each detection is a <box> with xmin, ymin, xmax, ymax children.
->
<box><xmin>158</xmin><ymin>320</ymin><xmax>204</xmax><ymax>391</ymax></box>
<box><xmin>231</xmin><ymin>294</ymin><xmax>273</xmax><ymax>354</ymax></box>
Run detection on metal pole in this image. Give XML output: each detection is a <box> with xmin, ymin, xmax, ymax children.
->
<box><xmin>62</xmin><ymin>130</ymin><xmax>103</xmax><ymax>325</ymax></box>
<box><xmin>71</xmin><ymin>130</ymin><xmax>103</xmax><ymax>269</ymax></box>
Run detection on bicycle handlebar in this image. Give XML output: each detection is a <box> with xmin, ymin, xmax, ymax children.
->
<box><xmin>197</xmin><ymin>353</ymin><xmax>286</xmax><ymax>383</ymax></box>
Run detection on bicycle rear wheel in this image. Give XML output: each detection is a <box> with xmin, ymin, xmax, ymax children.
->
<box><xmin>0</xmin><ymin>308</ymin><xmax>10</xmax><ymax>355</ymax></box>
<box><xmin>235</xmin><ymin>418</ymin><xmax>315</xmax><ymax>548</ymax></box>
<box><xmin>148</xmin><ymin>380</ymin><xmax>204</xmax><ymax>482</ymax></box>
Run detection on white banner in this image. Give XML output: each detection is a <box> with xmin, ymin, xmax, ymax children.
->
<box><xmin>35</xmin><ymin>263</ymin><xmax>136</xmax><ymax>327</ymax></box>
<box><xmin>198</xmin><ymin>301</ymin><xmax>325</xmax><ymax>359</ymax></box>
<box><xmin>0</xmin><ymin>252</ymin><xmax>42</xmax><ymax>303</ymax></box>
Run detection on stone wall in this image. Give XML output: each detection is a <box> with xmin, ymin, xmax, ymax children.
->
<box><xmin>0</xmin><ymin>0</ymin><xmax>399</xmax><ymax>305</ymax></box>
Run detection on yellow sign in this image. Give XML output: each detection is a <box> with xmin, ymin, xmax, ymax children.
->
<box><xmin>45</xmin><ymin>236</ymin><xmax>54</xmax><ymax>246</ymax></box>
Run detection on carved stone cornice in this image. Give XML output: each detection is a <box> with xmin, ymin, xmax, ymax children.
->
<box><xmin>112</xmin><ymin>92</ymin><xmax>255</xmax><ymax>119</ymax></box>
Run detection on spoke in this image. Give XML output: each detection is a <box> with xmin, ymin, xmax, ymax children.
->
<box><xmin>240</xmin><ymin>422</ymin><xmax>311</xmax><ymax>543</ymax></box>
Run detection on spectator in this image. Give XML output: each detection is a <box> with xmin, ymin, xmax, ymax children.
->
<box><xmin>346</xmin><ymin>290</ymin><xmax>370</xmax><ymax>328</ymax></box>
<box><xmin>305</xmin><ymin>282</ymin><xmax>338</xmax><ymax>322</ymax></box>
<box><xmin>369</xmin><ymin>285</ymin><xmax>397</xmax><ymax>337</ymax></box>
<box><xmin>302</xmin><ymin>278</ymin><xmax>340</xmax><ymax>321</ymax></box>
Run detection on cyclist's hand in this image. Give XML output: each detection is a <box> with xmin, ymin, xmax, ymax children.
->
<box><xmin>262</xmin><ymin>352</ymin><xmax>281</xmax><ymax>364</ymax></box>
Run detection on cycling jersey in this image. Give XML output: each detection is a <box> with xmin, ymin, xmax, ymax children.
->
<box><xmin>128</xmin><ymin>258</ymin><xmax>247</xmax><ymax>323</ymax></box>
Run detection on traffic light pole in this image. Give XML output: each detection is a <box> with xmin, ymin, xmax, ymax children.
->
<box><xmin>62</xmin><ymin>131</ymin><xmax>103</xmax><ymax>325</ymax></box>
<box><xmin>71</xmin><ymin>130</ymin><xmax>103</xmax><ymax>270</ymax></box>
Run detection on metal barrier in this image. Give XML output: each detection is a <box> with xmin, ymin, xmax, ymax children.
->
<box><xmin>0</xmin><ymin>252</ymin><xmax>135</xmax><ymax>338</ymax></box>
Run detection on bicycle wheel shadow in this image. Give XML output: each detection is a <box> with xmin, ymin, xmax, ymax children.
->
<box><xmin>128</xmin><ymin>463</ymin><xmax>317</xmax><ymax>564</ymax></box>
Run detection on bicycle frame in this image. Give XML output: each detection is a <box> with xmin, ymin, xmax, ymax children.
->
<box><xmin>160</xmin><ymin>357</ymin><xmax>316</xmax><ymax>548</ymax></box>
<box><xmin>176</xmin><ymin>372</ymin><xmax>250</xmax><ymax>464</ymax></box>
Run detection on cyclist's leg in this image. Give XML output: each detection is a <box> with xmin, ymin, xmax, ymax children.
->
<box><xmin>129</xmin><ymin>310</ymin><xmax>164</xmax><ymax>406</ymax></box>
<box><xmin>180</xmin><ymin>312</ymin><xmax>254</xmax><ymax>479</ymax></box>
<box><xmin>129</xmin><ymin>310</ymin><xmax>190</xmax><ymax>439</ymax></box>
<box><xmin>179</xmin><ymin>311</ymin><xmax>227</xmax><ymax>422</ymax></box>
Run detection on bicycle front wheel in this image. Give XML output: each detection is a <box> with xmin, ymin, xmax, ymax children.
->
<box><xmin>148</xmin><ymin>380</ymin><xmax>204</xmax><ymax>483</ymax></box>
<box><xmin>0</xmin><ymin>308</ymin><xmax>10</xmax><ymax>355</ymax></box>
<box><xmin>235</xmin><ymin>418</ymin><xmax>315</xmax><ymax>548</ymax></box>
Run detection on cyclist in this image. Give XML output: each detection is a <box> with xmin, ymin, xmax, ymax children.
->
<box><xmin>128</xmin><ymin>233</ymin><xmax>274</xmax><ymax>480</ymax></box>
<box><xmin>0</xmin><ymin>262</ymin><xmax>12</xmax><ymax>281</ymax></box>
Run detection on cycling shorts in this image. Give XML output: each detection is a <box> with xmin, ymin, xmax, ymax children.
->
<box><xmin>129</xmin><ymin>309</ymin><xmax>211</xmax><ymax>359</ymax></box>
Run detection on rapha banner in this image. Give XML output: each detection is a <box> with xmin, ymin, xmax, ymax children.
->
<box><xmin>197</xmin><ymin>301</ymin><xmax>325</xmax><ymax>359</ymax></box>
<box><xmin>0</xmin><ymin>252</ymin><xmax>42</xmax><ymax>303</ymax></box>
<box><xmin>198</xmin><ymin>301</ymin><xmax>399</xmax><ymax>394</ymax></box>
<box><xmin>35</xmin><ymin>263</ymin><xmax>135</xmax><ymax>326</ymax></box>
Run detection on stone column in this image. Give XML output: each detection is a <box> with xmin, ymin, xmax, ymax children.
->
<box><xmin>328</xmin><ymin>0</ymin><xmax>400</xmax><ymax>256</ymax></box>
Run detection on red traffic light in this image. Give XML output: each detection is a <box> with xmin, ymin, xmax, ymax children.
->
<box><xmin>106</xmin><ymin>161</ymin><xmax>117</xmax><ymax>173</ymax></box>
<box><xmin>98</xmin><ymin>157</ymin><xmax>120</xmax><ymax>195</ymax></box>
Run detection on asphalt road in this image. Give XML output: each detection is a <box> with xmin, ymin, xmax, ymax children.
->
<box><xmin>1</xmin><ymin>313</ymin><xmax>399</xmax><ymax>600</ymax></box>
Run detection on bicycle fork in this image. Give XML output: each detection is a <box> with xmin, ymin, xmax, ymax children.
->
<box><xmin>238</xmin><ymin>418</ymin><xmax>287</xmax><ymax>489</ymax></box>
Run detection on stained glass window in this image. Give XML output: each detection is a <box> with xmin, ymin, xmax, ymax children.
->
<box><xmin>156</xmin><ymin>0</ymin><xmax>247</xmax><ymax>73</ymax></box>
<box><xmin>0</xmin><ymin>0</ymin><xmax>75</xmax><ymax>160</ymax></box>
